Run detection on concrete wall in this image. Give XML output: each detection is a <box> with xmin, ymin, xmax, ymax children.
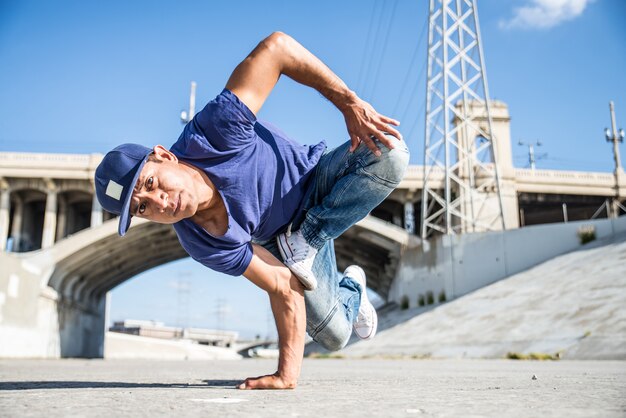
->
<box><xmin>0</xmin><ymin>251</ymin><xmax>106</xmax><ymax>358</ymax></box>
<box><xmin>58</xmin><ymin>295</ymin><xmax>106</xmax><ymax>358</ymax></box>
<box><xmin>104</xmin><ymin>332</ymin><xmax>242</xmax><ymax>360</ymax></box>
<box><xmin>0</xmin><ymin>254</ymin><xmax>61</xmax><ymax>357</ymax></box>
<box><xmin>389</xmin><ymin>216</ymin><xmax>626</xmax><ymax>308</ymax></box>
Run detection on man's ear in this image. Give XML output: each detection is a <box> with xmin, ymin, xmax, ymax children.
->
<box><xmin>152</xmin><ymin>145</ymin><xmax>178</xmax><ymax>163</ymax></box>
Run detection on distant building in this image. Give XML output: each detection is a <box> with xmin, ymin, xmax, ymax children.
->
<box><xmin>109</xmin><ymin>320</ymin><xmax>238</xmax><ymax>348</ymax></box>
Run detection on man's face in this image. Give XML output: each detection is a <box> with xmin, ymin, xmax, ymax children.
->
<box><xmin>129</xmin><ymin>146</ymin><xmax>199</xmax><ymax>224</ymax></box>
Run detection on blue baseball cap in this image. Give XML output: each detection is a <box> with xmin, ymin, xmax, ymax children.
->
<box><xmin>95</xmin><ymin>143</ymin><xmax>152</xmax><ymax>236</ymax></box>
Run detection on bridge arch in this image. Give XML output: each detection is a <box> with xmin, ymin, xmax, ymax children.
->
<box><xmin>47</xmin><ymin>219</ymin><xmax>187</xmax><ymax>304</ymax></box>
<box><xmin>46</xmin><ymin>214</ymin><xmax>414</xmax><ymax>307</ymax></box>
<box><xmin>5</xmin><ymin>214</ymin><xmax>413</xmax><ymax>358</ymax></box>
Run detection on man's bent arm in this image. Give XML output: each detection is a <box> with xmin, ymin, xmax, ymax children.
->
<box><xmin>240</xmin><ymin>244</ymin><xmax>306</xmax><ymax>389</ymax></box>
<box><xmin>226</xmin><ymin>31</ymin><xmax>402</xmax><ymax>156</ymax></box>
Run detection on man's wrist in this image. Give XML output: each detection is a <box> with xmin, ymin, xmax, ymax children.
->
<box><xmin>328</xmin><ymin>90</ymin><xmax>359</xmax><ymax>116</ymax></box>
<box><xmin>277</xmin><ymin>362</ymin><xmax>300</xmax><ymax>383</ymax></box>
<box><xmin>321</xmin><ymin>81</ymin><xmax>358</xmax><ymax>113</ymax></box>
<box><xmin>335</xmin><ymin>89</ymin><xmax>359</xmax><ymax>112</ymax></box>
<box><xmin>274</xmin><ymin>370</ymin><xmax>298</xmax><ymax>388</ymax></box>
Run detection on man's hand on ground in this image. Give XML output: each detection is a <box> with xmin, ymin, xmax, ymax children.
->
<box><xmin>238</xmin><ymin>372</ymin><xmax>297</xmax><ymax>390</ymax></box>
<box><xmin>242</xmin><ymin>246</ymin><xmax>306</xmax><ymax>391</ymax></box>
<box><xmin>341</xmin><ymin>95</ymin><xmax>403</xmax><ymax>157</ymax></box>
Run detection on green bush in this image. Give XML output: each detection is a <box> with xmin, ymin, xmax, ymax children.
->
<box><xmin>577</xmin><ymin>225</ymin><xmax>596</xmax><ymax>244</ymax></box>
<box><xmin>506</xmin><ymin>352</ymin><xmax>561</xmax><ymax>360</ymax></box>
<box><xmin>400</xmin><ymin>295</ymin><xmax>410</xmax><ymax>310</ymax></box>
<box><xmin>308</xmin><ymin>353</ymin><xmax>345</xmax><ymax>359</ymax></box>
<box><xmin>418</xmin><ymin>294</ymin><xmax>425</xmax><ymax>307</ymax></box>
<box><xmin>438</xmin><ymin>290</ymin><xmax>446</xmax><ymax>303</ymax></box>
<box><xmin>426</xmin><ymin>291</ymin><xmax>434</xmax><ymax>305</ymax></box>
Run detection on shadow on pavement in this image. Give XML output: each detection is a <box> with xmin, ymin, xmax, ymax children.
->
<box><xmin>0</xmin><ymin>380</ymin><xmax>240</xmax><ymax>390</ymax></box>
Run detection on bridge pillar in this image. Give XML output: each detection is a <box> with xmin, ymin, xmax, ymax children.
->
<box><xmin>453</xmin><ymin>101</ymin><xmax>519</xmax><ymax>231</ymax></box>
<box><xmin>0</xmin><ymin>180</ymin><xmax>9</xmax><ymax>251</ymax></box>
<box><xmin>9</xmin><ymin>195</ymin><xmax>23</xmax><ymax>252</ymax></box>
<box><xmin>58</xmin><ymin>294</ymin><xmax>107</xmax><ymax>358</ymax></box>
<box><xmin>404</xmin><ymin>202</ymin><xmax>415</xmax><ymax>234</ymax></box>
<box><xmin>41</xmin><ymin>180</ymin><xmax>57</xmax><ymax>249</ymax></box>
<box><xmin>90</xmin><ymin>190</ymin><xmax>103</xmax><ymax>227</ymax></box>
<box><xmin>55</xmin><ymin>195</ymin><xmax>67</xmax><ymax>242</ymax></box>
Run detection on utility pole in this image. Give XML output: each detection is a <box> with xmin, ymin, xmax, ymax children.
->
<box><xmin>518</xmin><ymin>140</ymin><xmax>543</xmax><ymax>170</ymax></box>
<box><xmin>180</xmin><ymin>81</ymin><xmax>197</xmax><ymax>124</ymax></box>
<box><xmin>214</xmin><ymin>298</ymin><xmax>227</xmax><ymax>331</ymax></box>
<box><xmin>175</xmin><ymin>272</ymin><xmax>191</xmax><ymax>330</ymax></box>
<box><xmin>604</xmin><ymin>101</ymin><xmax>625</xmax><ymax>217</ymax></box>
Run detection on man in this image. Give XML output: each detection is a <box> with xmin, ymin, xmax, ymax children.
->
<box><xmin>95</xmin><ymin>32</ymin><xmax>409</xmax><ymax>390</ymax></box>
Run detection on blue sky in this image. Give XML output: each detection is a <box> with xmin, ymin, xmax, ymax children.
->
<box><xmin>2</xmin><ymin>0</ymin><xmax>625</xmax><ymax>338</ymax></box>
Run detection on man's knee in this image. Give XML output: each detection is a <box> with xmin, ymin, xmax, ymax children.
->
<box><xmin>366</xmin><ymin>135</ymin><xmax>410</xmax><ymax>186</ymax></box>
<box><xmin>315</xmin><ymin>328</ymin><xmax>351</xmax><ymax>352</ymax></box>
<box><xmin>385</xmin><ymin>139</ymin><xmax>410</xmax><ymax>184</ymax></box>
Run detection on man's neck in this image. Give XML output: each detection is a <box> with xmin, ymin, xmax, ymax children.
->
<box><xmin>179</xmin><ymin>161</ymin><xmax>222</xmax><ymax>215</ymax></box>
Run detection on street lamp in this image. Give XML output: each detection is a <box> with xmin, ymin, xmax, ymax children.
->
<box><xmin>180</xmin><ymin>81</ymin><xmax>197</xmax><ymax>124</ymax></box>
<box><xmin>518</xmin><ymin>140</ymin><xmax>543</xmax><ymax>170</ymax></box>
<box><xmin>605</xmin><ymin>127</ymin><xmax>625</xmax><ymax>143</ymax></box>
<box><xmin>604</xmin><ymin>101</ymin><xmax>624</xmax><ymax>173</ymax></box>
<box><xmin>604</xmin><ymin>100</ymin><xmax>625</xmax><ymax>218</ymax></box>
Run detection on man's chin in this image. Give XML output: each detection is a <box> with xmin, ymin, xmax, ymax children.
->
<box><xmin>148</xmin><ymin>217</ymin><xmax>182</xmax><ymax>225</ymax></box>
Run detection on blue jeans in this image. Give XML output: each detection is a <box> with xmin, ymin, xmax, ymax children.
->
<box><xmin>260</xmin><ymin>135</ymin><xmax>409</xmax><ymax>351</ymax></box>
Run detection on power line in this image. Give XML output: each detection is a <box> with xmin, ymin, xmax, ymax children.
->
<box><xmin>364</xmin><ymin>0</ymin><xmax>399</xmax><ymax>102</ymax></box>
<box><xmin>404</xmin><ymin>100</ymin><xmax>426</xmax><ymax>150</ymax></box>
<box><xmin>391</xmin><ymin>13</ymin><xmax>429</xmax><ymax>118</ymax></box>
<box><xmin>542</xmin><ymin>156</ymin><xmax>606</xmax><ymax>165</ymax></box>
<box><xmin>360</xmin><ymin>0</ymin><xmax>395</xmax><ymax>100</ymax></box>
<box><xmin>398</xmin><ymin>58</ymin><xmax>427</xmax><ymax>132</ymax></box>
<box><xmin>357</xmin><ymin>0</ymin><xmax>384</xmax><ymax>95</ymax></box>
<box><xmin>356</xmin><ymin>0</ymin><xmax>381</xmax><ymax>93</ymax></box>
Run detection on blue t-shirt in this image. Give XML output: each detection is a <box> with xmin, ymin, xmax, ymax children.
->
<box><xmin>171</xmin><ymin>89</ymin><xmax>326</xmax><ymax>276</ymax></box>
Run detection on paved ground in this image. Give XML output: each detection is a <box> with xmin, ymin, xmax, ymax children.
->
<box><xmin>1</xmin><ymin>359</ymin><xmax>624</xmax><ymax>417</ymax></box>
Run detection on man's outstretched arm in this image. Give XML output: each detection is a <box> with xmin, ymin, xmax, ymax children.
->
<box><xmin>240</xmin><ymin>244</ymin><xmax>306</xmax><ymax>390</ymax></box>
<box><xmin>225</xmin><ymin>31</ymin><xmax>402</xmax><ymax>157</ymax></box>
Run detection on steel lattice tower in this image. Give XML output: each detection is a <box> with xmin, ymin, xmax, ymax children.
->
<box><xmin>421</xmin><ymin>0</ymin><xmax>506</xmax><ymax>239</ymax></box>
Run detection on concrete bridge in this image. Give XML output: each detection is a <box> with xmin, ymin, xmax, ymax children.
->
<box><xmin>1</xmin><ymin>101</ymin><xmax>624</xmax><ymax>358</ymax></box>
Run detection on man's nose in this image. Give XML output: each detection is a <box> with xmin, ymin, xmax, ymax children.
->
<box><xmin>149</xmin><ymin>191</ymin><xmax>168</xmax><ymax>212</ymax></box>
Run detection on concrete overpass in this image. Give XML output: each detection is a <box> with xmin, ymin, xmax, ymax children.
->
<box><xmin>1</xmin><ymin>101</ymin><xmax>624</xmax><ymax>358</ymax></box>
<box><xmin>0</xmin><ymin>151</ymin><xmax>417</xmax><ymax>358</ymax></box>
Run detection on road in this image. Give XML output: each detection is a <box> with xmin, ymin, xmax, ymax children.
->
<box><xmin>1</xmin><ymin>359</ymin><xmax>624</xmax><ymax>417</ymax></box>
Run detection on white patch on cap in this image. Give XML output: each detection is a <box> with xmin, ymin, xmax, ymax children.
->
<box><xmin>105</xmin><ymin>180</ymin><xmax>124</xmax><ymax>201</ymax></box>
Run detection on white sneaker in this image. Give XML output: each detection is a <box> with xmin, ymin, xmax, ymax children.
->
<box><xmin>277</xmin><ymin>229</ymin><xmax>318</xmax><ymax>290</ymax></box>
<box><xmin>344</xmin><ymin>265</ymin><xmax>378</xmax><ymax>340</ymax></box>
